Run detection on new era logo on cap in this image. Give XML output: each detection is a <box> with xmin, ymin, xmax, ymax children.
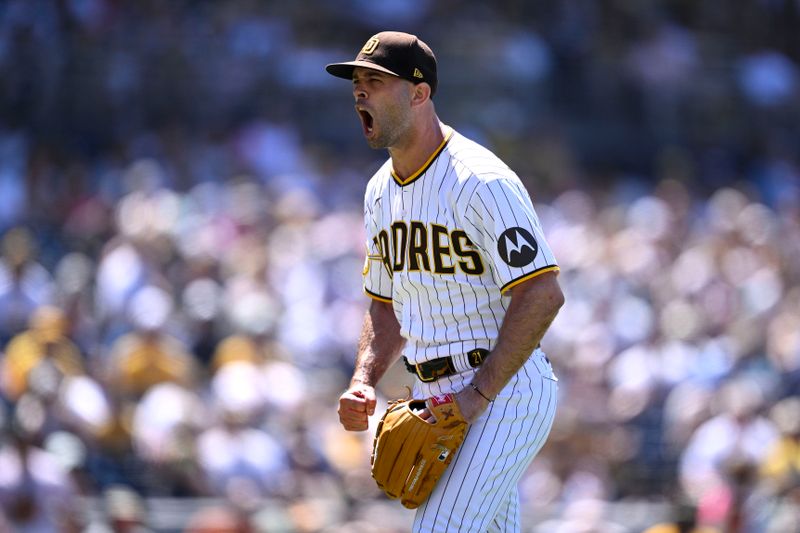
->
<box><xmin>325</xmin><ymin>31</ymin><xmax>438</xmax><ymax>96</ymax></box>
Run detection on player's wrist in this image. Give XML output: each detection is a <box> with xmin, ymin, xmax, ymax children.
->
<box><xmin>469</xmin><ymin>382</ymin><xmax>494</xmax><ymax>402</ymax></box>
<box><xmin>350</xmin><ymin>376</ymin><xmax>375</xmax><ymax>389</ymax></box>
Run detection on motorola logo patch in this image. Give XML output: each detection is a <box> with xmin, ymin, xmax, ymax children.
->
<box><xmin>497</xmin><ymin>227</ymin><xmax>538</xmax><ymax>267</ymax></box>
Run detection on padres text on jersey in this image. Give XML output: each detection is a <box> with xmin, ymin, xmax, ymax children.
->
<box><xmin>362</xmin><ymin>127</ymin><xmax>559</xmax><ymax>364</ymax></box>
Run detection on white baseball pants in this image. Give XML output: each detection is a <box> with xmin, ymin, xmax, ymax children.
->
<box><xmin>412</xmin><ymin>350</ymin><xmax>559</xmax><ymax>533</ymax></box>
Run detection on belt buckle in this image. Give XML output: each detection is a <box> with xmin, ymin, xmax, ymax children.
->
<box><xmin>418</xmin><ymin>358</ymin><xmax>455</xmax><ymax>382</ymax></box>
<box><xmin>415</xmin><ymin>364</ymin><xmax>436</xmax><ymax>383</ymax></box>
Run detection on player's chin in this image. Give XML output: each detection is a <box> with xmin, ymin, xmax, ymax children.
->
<box><xmin>366</xmin><ymin>136</ymin><xmax>387</xmax><ymax>149</ymax></box>
<box><xmin>364</xmin><ymin>127</ymin><xmax>390</xmax><ymax>149</ymax></box>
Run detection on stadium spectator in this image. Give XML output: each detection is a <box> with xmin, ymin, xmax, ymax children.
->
<box><xmin>105</xmin><ymin>286</ymin><xmax>197</xmax><ymax>400</ymax></box>
<box><xmin>1</xmin><ymin>305</ymin><xmax>84</xmax><ymax>401</ymax></box>
<box><xmin>0</xmin><ymin>0</ymin><xmax>798</xmax><ymax>529</ymax></box>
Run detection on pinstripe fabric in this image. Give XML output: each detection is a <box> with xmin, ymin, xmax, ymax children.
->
<box><xmin>412</xmin><ymin>353</ymin><xmax>558</xmax><ymax>532</ymax></box>
<box><xmin>487</xmin><ymin>489</ymin><xmax>519</xmax><ymax>533</ymax></box>
<box><xmin>361</xmin><ymin>127</ymin><xmax>560</xmax><ymax>531</ymax></box>
<box><xmin>362</xmin><ymin>128</ymin><xmax>559</xmax><ymax>365</ymax></box>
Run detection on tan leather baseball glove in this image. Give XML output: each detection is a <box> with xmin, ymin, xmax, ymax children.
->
<box><xmin>371</xmin><ymin>394</ymin><xmax>468</xmax><ymax>509</ymax></box>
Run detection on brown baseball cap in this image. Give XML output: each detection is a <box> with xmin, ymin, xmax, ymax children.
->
<box><xmin>326</xmin><ymin>31</ymin><xmax>438</xmax><ymax>96</ymax></box>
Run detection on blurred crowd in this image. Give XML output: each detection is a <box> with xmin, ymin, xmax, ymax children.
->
<box><xmin>1</xmin><ymin>0</ymin><xmax>800</xmax><ymax>532</ymax></box>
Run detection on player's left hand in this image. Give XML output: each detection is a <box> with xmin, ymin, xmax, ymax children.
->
<box><xmin>371</xmin><ymin>394</ymin><xmax>468</xmax><ymax>508</ymax></box>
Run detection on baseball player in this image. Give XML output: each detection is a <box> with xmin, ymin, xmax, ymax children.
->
<box><xmin>328</xmin><ymin>31</ymin><xmax>564</xmax><ymax>532</ymax></box>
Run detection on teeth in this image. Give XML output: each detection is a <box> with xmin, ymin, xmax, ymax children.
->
<box><xmin>358</xmin><ymin>109</ymin><xmax>373</xmax><ymax>134</ymax></box>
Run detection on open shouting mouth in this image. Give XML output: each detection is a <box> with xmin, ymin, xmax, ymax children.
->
<box><xmin>356</xmin><ymin>106</ymin><xmax>375</xmax><ymax>137</ymax></box>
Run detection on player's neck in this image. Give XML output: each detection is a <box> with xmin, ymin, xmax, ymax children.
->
<box><xmin>389</xmin><ymin>117</ymin><xmax>446</xmax><ymax>182</ymax></box>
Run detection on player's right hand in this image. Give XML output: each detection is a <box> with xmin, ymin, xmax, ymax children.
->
<box><xmin>338</xmin><ymin>383</ymin><xmax>377</xmax><ymax>431</ymax></box>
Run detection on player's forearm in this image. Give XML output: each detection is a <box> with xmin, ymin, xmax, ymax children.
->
<box><xmin>351</xmin><ymin>299</ymin><xmax>406</xmax><ymax>387</ymax></box>
<box><xmin>473</xmin><ymin>272</ymin><xmax>564</xmax><ymax>398</ymax></box>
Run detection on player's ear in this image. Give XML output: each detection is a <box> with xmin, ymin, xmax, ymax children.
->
<box><xmin>410</xmin><ymin>82</ymin><xmax>432</xmax><ymax>107</ymax></box>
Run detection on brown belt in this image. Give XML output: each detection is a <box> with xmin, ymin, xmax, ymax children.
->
<box><xmin>403</xmin><ymin>349</ymin><xmax>490</xmax><ymax>383</ymax></box>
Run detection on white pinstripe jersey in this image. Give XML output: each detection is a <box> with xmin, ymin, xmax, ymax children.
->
<box><xmin>362</xmin><ymin>127</ymin><xmax>559</xmax><ymax>365</ymax></box>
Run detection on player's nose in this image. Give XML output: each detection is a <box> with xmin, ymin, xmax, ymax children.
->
<box><xmin>352</xmin><ymin>83</ymin><xmax>367</xmax><ymax>100</ymax></box>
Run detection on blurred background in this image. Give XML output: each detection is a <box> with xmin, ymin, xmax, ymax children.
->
<box><xmin>0</xmin><ymin>0</ymin><xmax>799</xmax><ymax>532</ymax></box>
